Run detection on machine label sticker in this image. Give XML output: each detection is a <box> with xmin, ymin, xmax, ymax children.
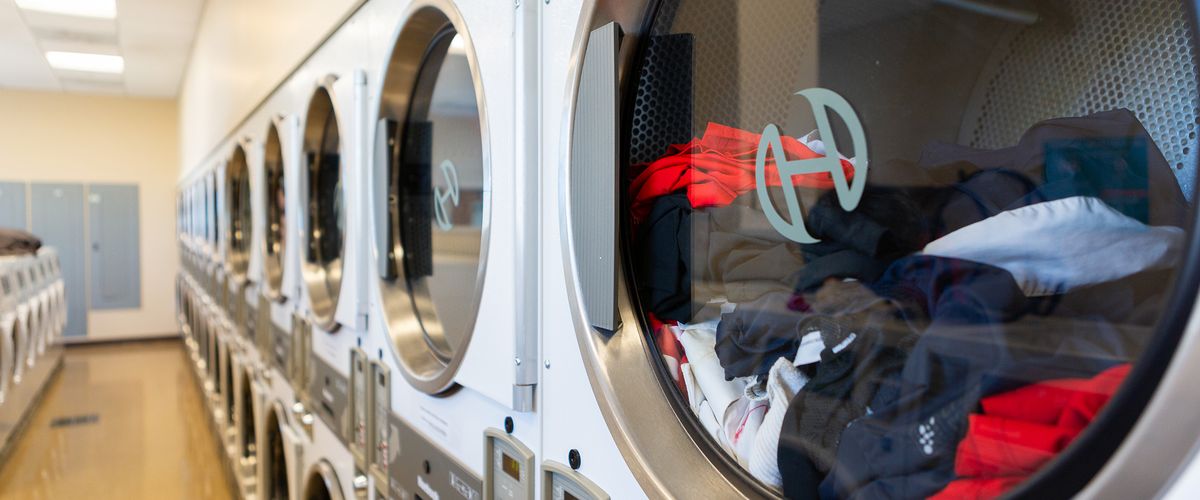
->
<box><xmin>434</xmin><ymin>159</ymin><xmax>461</xmax><ymax>231</ymax></box>
<box><xmin>450</xmin><ymin>471</ymin><xmax>480</xmax><ymax>500</ymax></box>
<box><xmin>756</xmin><ymin>88</ymin><xmax>869</xmax><ymax>244</ymax></box>
<box><xmin>390</xmin><ymin>412</ymin><xmax>483</xmax><ymax>500</ymax></box>
<box><xmin>418</xmin><ymin>475</ymin><xmax>442</xmax><ymax>500</ymax></box>
<box><xmin>271</xmin><ymin>324</ymin><xmax>290</xmax><ymax>372</ymax></box>
<box><xmin>308</xmin><ymin>355</ymin><xmax>350</xmax><ymax>446</ymax></box>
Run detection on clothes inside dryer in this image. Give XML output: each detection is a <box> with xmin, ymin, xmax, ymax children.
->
<box><xmin>615</xmin><ymin>0</ymin><xmax>1198</xmax><ymax>498</ymax></box>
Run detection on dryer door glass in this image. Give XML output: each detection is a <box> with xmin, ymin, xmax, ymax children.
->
<box><xmin>228</xmin><ymin>146</ymin><xmax>252</xmax><ymax>280</ymax></box>
<box><xmin>623</xmin><ymin>1</ymin><xmax>1197</xmax><ymax>498</ymax></box>
<box><xmin>210</xmin><ymin>173</ymin><xmax>219</xmax><ymax>247</ymax></box>
<box><xmin>395</xmin><ymin>28</ymin><xmax>486</xmax><ymax>363</ymax></box>
<box><xmin>264</xmin><ymin>123</ymin><xmax>286</xmax><ymax>296</ymax></box>
<box><xmin>302</xmin><ymin>87</ymin><xmax>347</xmax><ymax>328</ymax></box>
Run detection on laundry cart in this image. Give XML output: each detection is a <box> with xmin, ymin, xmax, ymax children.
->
<box><xmin>542</xmin><ymin>0</ymin><xmax>1200</xmax><ymax>498</ymax></box>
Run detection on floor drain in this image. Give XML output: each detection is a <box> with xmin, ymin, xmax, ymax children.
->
<box><xmin>49</xmin><ymin>414</ymin><xmax>99</xmax><ymax>428</ymax></box>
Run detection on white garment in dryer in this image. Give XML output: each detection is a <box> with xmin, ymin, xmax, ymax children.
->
<box><xmin>923</xmin><ymin>196</ymin><xmax>1185</xmax><ymax>296</ymax></box>
<box><xmin>748</xmin><ymin>357</ymin><xmax>809</xmax><ymax>489</ymax></box>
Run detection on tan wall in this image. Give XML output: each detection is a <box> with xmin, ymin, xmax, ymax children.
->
<box><xmin>0</xmin><ymin>89</ymin><xmax>179</xmax><ymax>341</ymax></box>
<box><xmin>179</xmin><ymin>0</ymin><xmax>364</xmax><ymax>175</ymax></box>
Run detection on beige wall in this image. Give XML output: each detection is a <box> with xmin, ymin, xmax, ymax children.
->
<box><xmin>179</xmin><ymin>0</ymin><xmax>364</xmax><ymax>174</ymax></box>
<box><xmin>0</xmin><ymin>89</ymin><xmax>179</xmax><ymax>341</ymax></box>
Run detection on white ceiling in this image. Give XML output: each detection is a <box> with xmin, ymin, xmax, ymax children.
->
<box><xmin>0</xmin><ymin>0</ymin><xmax>204</xmax><ymax>97</ymax></box>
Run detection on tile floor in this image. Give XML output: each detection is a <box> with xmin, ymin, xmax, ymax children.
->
<box><xmin>0</xmin><ymin>340</ymin><xmax>233</xmax><ymax>499</ymax></box>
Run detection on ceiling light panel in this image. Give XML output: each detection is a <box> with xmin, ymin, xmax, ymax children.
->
<box><xmin>15</xmin><ymin>0</ymin><xmax>117</xmax><ymax>19</ymax></box>
<box><xmin>45</xmin><ymin>51</ymin><xmax>124</xmax><ymax>74</ymax></box>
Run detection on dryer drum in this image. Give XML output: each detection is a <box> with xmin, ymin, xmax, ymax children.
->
<box><xmin>239</xmin><ymin>368</ymin><xmax>256</xmax><ymax>460</ymax></box>
<box><xmin>303</xmin><ymin>460</ymin><xmax>343</xmax><ymax>500</ymax></box>
<box><xmin>565</xmin><ymin>0</ymin><xmax>1200</xmax><ymax>498</ymax></box>
<box><xmin>223</xmin><ymin>343</ymin><xmax>235</xmax><ymax>426</ymax></box>
<box><xmin>263</xmin><ymin>406</ymin><xmax>290</xmax><ymax>500</ymax></box>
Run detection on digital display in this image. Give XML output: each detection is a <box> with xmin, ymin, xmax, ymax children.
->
<box><xmin>502</xmin><ymin>453</ymin><xmax>521</xmax><ymax>481</ymax></box>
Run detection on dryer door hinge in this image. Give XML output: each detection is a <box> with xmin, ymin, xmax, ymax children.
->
<box><xmin>512</xmin><ymin>384</ymin><xmax>535</xmax><ymax>412</ymax></box>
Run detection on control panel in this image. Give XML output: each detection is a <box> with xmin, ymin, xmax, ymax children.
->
<box><xmin>350</xmin><ymin>348</ymin><xmax>370</xmax><ymax>468</ymax></box>
<box><xmin>484</xmin><ymin>428</ymin><xmax>534</xmax><ymax>500</ymax></box>
<box><xmin>541</xmin><ymin>461</ymin><xmax>608</xmax><ymax>500</ymax></box>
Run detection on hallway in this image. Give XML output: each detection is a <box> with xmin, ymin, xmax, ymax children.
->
<box><xmin>0</xmin><ymin>340</ymin><xmax>233</xmax><ymax>499</ymax></box>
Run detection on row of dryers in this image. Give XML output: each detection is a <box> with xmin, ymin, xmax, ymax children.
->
<box><xmin>0</xmin><ymin>249</ymin><xmax>66</xmax><ymax>455</ymax></box>
<box><xmin>176</xmin><ymin>1</ymin><xmax>568</xmax><ymax>498</ymax></box>
<box><xmin>0</xmin><ymin>250</ymin><xmax>65</xmax><ymax>404</ymax></box>
<box><xmin>176</xmin><ymin>0</ymin><xmax>1200</xmax><ymax>499</ymax></box>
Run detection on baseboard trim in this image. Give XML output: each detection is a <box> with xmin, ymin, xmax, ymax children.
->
<box><xmin>61</xmin><ymin>333</ymin><xmax>182</xmax><ymax>347</ymax></box>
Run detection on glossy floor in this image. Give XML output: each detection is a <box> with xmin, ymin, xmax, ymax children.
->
<box><xmin>0</xmin><ymin>340</ymin><xmax>234</xmax><ymax>499</ymax></box>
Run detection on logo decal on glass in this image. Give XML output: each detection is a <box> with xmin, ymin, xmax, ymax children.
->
<box><xmin>433</xmin><ymin>159</ymin><xmax>461</xmax><ymax>231</ymax></box>
<box><xmin>756</xmin><ymin>88</ymin><xmax>869</xmax><ymax>244</ymax></box>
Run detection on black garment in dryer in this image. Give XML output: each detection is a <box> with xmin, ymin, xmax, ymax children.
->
<box><xmin>793</xmin><ymin>187</ymin><xmax>928</xmax><ymax>292</ymax></box>
<box><xmin>636</xmin><ymin>194</ymin><xmax>693</xmax><ymax>322</ymax></box>
<box><xmin>775</xmin><ymin>283</ymin><xmax>919</xmax><ymax>500</ymax></box>
<box><xmin>817</xmin><ymin>256</ymin><xmax>1162</xmax><ymax>499</ymax></box>
<box><xmin>637</xmin><ymin>193</ymin><xmax>806</xmax><ymax>323</ymax></box>
<box><xmin>713</xmin><ymin>279</ymin><xmax>908</xmax><ymax>380</ymax></box>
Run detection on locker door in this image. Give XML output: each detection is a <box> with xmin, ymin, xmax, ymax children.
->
<box><xmin>30</xmin><ymin>183</ymin><xmax>86</xmax><ymax>337</ymax></box>
<box><xmin>88</xmin><ymin>184</ymin><xmax>141</xmax><ymax>309</ymax></box>
<box><xmin>0</xmin><ymin>182</ymin><xmax>27</xmax><ymax>230</ymax></box>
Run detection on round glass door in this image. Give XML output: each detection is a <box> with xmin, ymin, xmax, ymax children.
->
<box><xmin>571</xmin><ymin>0</ymin><xmax>1200</xmax><ymax>498</ymax></box>
<box><xmin>227</xmin><ymin>145</ymin><xmax>252</xmax><ymax>282</ymax></box>
<box><xmin>377</xmin><ymin>5</ymin><xmax>488</xmax><ymax>394</ymax></box>
<box><xmin>263</xmin><ymin>122</ymin><xmax>287</xmax><ymax>300</ymax></box>
<box><xmin>210</xmin><ymin>171</ymin><xmax>219</xmax><ymax>249</ymax></box>
<box><xmin>301</xmin><ymin>86</ymin><xmax>346</xmax><ymax>331</ymax></box>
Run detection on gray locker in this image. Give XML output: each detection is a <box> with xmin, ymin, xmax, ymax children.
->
<box><xmin>0</xmin><ymin>182</ymin><xmax>27</xmax><ymax>230</ymax></box>
<box><xmin>88</xmin><ymin>184</ymin><xmax>141</xmax><ymax>310</ymax></box>
<box><xmin>30</xmin><ymin>183</ymin><xmax>87</xmax><ymax>337</ymax></box>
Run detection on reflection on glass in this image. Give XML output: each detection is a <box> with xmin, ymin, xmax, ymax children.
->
<box><xmin>265</xmin><ymin>124</ymin><xmax>287</xmax><ymax>292</ymax></box>
<box><xmin>395</xmin><ymin>29</ymin><xmax>486</xmax><ymax>361</ymax></box>
<box><xmin>229</xmin><ymin>148</ymin><xmax>252</xmax><ymax>276</ymax></box>
<box><xmin>210</xmin><ymin>173</ymin><xmax>218</xmax><ymax>246</ymax></box>
<box><xmin>628</xmin><ymin>1</ymin><xmax>1195</xmax><ymax>498</ymax></box>
<box><xmin>306</xmin><ymin>89</ymin><xmax>345</xmax><ymax>299</ymax></box>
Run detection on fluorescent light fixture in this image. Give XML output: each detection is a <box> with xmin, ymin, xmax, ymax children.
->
<box><xmin>45</xmin><ymin>51</ymin><xmax>124</xmax><ymax>74</ymax></box>
<box><xmin>15</xmin><ymin>0</ymin><xmax>117</xmax><ymax>19</ymax></box>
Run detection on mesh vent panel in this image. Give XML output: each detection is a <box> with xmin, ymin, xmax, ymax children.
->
<box><xmin>966</xmin><ymin>0</ymin><xmax>1199</xmax><ymax>196</ymax></box>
